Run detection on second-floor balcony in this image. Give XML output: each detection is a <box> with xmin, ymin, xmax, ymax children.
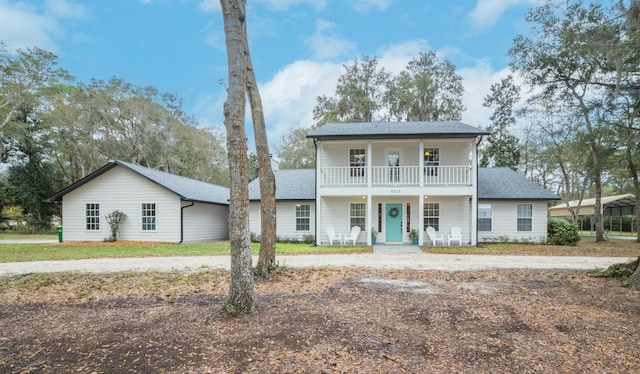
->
<box><xmin>320</xmin><ymin>165</ymin><xmax>472</xmax><ymax>187</ymax></box>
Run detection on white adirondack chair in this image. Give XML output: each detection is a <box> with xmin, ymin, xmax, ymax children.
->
<box><xmin>344</xmin><ymin>226</ymin><xmax>361</xmax><ymax>245</ymax></box>
<box><xmin>426</xmin><ymin>226</ymin><xmax>445</xmax><ymax>246</ymax></box>
<box><xmin>326</xmin><ymin>226</ymin><xmax>342</xmax><ymax>245</ymax></box>
<box><xmin>448</xmin><ymin>226</ymin><xmax>463</xmax><ymax>246</ymax></box>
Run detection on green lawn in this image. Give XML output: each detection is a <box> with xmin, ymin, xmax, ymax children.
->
<box><xmin>0</xmin><ymin>232</ymin><xmax>57</xmax><ymax>240</ymax></box>
<box><xmin>0</xmin><ymin>234</ymin><xmax>637</xmax><ymax>263</ymax></box>
<box><xmin>0</xmin><ymin>241</ymin><xmax>371</xmax><ymax>263</ymax></box>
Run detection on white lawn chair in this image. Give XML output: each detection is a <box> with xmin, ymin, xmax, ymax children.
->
<box><xmin>344</xmin><ymin>226</ymin><xmax>361</xmax><ymax>245</ymax></box>
<box><xmin>326</xmin><ymin>226</ymin><xmax>342</xmax><ymax>245</ymax></box>
<box><xmin>448</xmin><ymin>226</ymin><xmax>463</xmax><ymax>246</ymax></box>
<box><xmin>426</xmin><ymin>226</ymin><xmax>445</xmax><ymax>246</ymax></box>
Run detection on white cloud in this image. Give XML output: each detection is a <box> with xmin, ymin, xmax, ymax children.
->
<box><xmin>259</xmin><ymin>60</ymin><xmax>342</xmax><ymax>148</ymax></box>
<box><xmin>467</xmin><ymin>0</ymin><xmax>538</xmax><ymax>29</ymax></box>
<box><xmin>0</xmin><ymin>1</ymin><xmax>61</xmax><ymax>51</ymax></box>
<box><xmin>254</xmin><ymin>0</ymin><xmax>326</xmax><ymax>12</ymax></box>
<box><xmin>376</xmin><ymin>39</ymin><xmax>429</xmax><ymax>73</ymax></box>
<box><xmin>0</xmin><ymin>0</ymin><xmax>89</xmax><ymax>52</ymax></box>
<box><xmin>45</xmin><ymin>0</ymin><xmax>88</xmax><ymax>19</ymax></box>
<box><xmin>196</xmin><ymin>38</ymin><xmax>521</xmax><ymax>152</ymax></box>
<box><xmin>304</xmin><ymin>20</ymin><xmax>357</xmax><ymax>60</ymax></box>
<box><xmin>458</xmin><ymin>59</ymin><xmax>505</xmax><ymax>127</ymax></box>
<box><xmin>199</xmin><ymin>0</ymin><xmax>220</xmax><ymax>13</ymax></box>
<box><xmin>351</xmin><ymin>0</ymin><xmax>392</xmax><ymax>14</ymax></box>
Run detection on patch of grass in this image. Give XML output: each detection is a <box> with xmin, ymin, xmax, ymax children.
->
<box><xmin>0</xmin><ymin>232</ymin><xmax>57</xmax><ymax>240</ymax></box>
<box><xmin>0</xmin><ymin>241</ymin><xmax>371</xmax><ymax>263</ymax></box>
<box><xmin>421</xmin><ymin>238</ymin><xmax>639</xmax><ymax>257</ymax></box>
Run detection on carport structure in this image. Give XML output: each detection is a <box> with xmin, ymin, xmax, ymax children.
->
<box><xmin>549</xmin><ymin>194</ymin><xmax>636</xmax><ymax>236</ymax></box>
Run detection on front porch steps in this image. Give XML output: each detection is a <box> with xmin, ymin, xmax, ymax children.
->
<box><xmin>373</xmin><ymin>244</ymin><xmax>422</xmax><ymax>253</ymax></box>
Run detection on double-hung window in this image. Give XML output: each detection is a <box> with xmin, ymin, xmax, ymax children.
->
<box><xmin>349</xmin><ymin>149</ymin><xmax>365</xmax><ymax>177</ymax></box>
<box><xmin>295</xmin><ymin>204</ymin><xmax>310</xmax><ymax>231</ymax></box>
<box><xmin>423</xmin><ymin>202</ymin><xmax>440</xmax><ymax>231</ymax></box>
<box><xmin>478</xmin><ymin>203</ymin><xmax>492</xmax><ymax>232</ymax></box>
<box><xmin>350</xmin><ymin>203</ymin><xmax>366</xmax><ymax>230</ymax></box>
<box><xmin>85</xmin><ymin>203</ymin><xmax>100</xmax><ymax>230</ymax></box>
<box><xmin>517</xmin><ymin>204</ymin><xmax>533</xmax><ymax>231</ymax></box>
<box><xmin>142</xmin><ymin>203</ymin><xmax>157</xmax><ymax>231</ymax></box>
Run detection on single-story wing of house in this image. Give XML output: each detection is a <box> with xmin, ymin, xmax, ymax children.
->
<box><xmin>248</xmin><ymin>169</ymin><xmax>315</xmax><ymax>241</ymax></box>
<box><xmin>47</xmin><ymin>160</ymin><xmax>230</xmax><ymax>243</ymax></box>
<box><xmin>477</xmin><ymin>167</ymin><xmax>560</xmax><ymax>243</ymax></box>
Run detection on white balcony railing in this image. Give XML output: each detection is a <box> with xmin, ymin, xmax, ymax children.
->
<box><xmin>320</xmin><ymin>165</ymin><xmax>472</xmax><ymax>187</ymax></box>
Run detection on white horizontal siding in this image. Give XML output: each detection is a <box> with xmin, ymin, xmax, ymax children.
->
<box><xmin>320</xmin><ymin>197</ymin><xmax>363</xmax><ymax>244</ymax></box>
<box><xmin>250</xmin><ymin>201</ymin><xmax>315</xmax><ymax>241</ymax></box>
<box><xmin>182</xmin><ymin>202</ymin><xmax>229</xmax><ymax>243</ymax></box>
<box><xmin>478</xmin><ymin>201</ymin><xmax>548</xmax><ymax>243</ymax></box>
<box><xmin>319</xmin><ymin>140</ymin><xmax>472</xmax><ymax>168</ymax></box>
<box><xmin>320</xmin><ymin>142</ymin><xmax>368</xmax><ymax>168</ymax></box>
<box><xmin>429</xmin><ymin>196</ymin><xmax>471</xmax><ymax>245</ymax></box>
<box><xmin>61</xmin><ymin>166</ymin><xmax>182</xmax><ymax>242</ymax></box>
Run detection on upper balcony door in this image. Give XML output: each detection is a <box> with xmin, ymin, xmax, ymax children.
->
<box><xmin>387</xmin><ymin>148</ymin><xmax>402</xmax><ymax>184</ymax></box>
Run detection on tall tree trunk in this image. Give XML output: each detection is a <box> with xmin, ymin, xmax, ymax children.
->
<box><xmin>220</xmin><ymin>0</ymin><xmax>255</xmax><ymax>315</ymax></box>
<box><xmin>245</xmin><ymin>50</ymin><xmax>277</xmax><ymax>272</ymax></box>
<box><xmin>575</xmin><ymin>92</ymin><xmax>605</xmax><ymax>241</ymax></box>
<box><xmin>623</xmin><ymin>106</ymin><xmax>640</xmax><ymax>243</ymax></box>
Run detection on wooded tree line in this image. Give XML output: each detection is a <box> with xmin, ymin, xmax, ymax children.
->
<box><xmin>0</xmin><ymin>42</ymin><xmax>229</xmax><ymax>229</ymax></box>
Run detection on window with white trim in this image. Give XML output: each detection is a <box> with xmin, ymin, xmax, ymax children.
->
<box><xmin>350</xmin><ymin>203</ymin><xmax>366</xmax><ymax>230</ymax></box>
<box><xmin>478</xmin><ymin>203</ymin><xmax>492</xmax><ymax>232</ymax></box>
<box><xmin>517</xmin><ymin>203</ymin><xmax>533</xmax><ymax>231</ymax></box>
<box><xmin>295</xmin><ymin>204</ymin><xmax>310</xmax><ymax>231</ymax></box>
<box><xmin>423</xmin><ymin>202</ymin><xmax>440</xmax><ymax>231</ymax></box>
<box><xmin>349</xmin><ymin>149</ymin><xmax>365</xmax><ymax>177</ymax></box>
<box><xmin>85</xmin><ymin>203</ymin><xmax>100</xmax><ymax>231</ymax></box>
<box><xmin>142</xmin><ymin>203</ymin><xmax>157</xmax><ymax>231</ymax></box>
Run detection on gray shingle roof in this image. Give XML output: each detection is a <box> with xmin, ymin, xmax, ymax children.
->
<box><xmin>478</xmin><ymin>168</ymin><xmax>559</xmax><ymax>200</ymax></box>
<box><xmin>249</xmin><ymin>169</ymin><xmax>315</xmax><ymax>201</ymax></box>
<box><xmin>47</xmin><ymin>160</ymin><xmax>230</xmax><ymax>205</ymax></box>
<box><xmin>306</xmin><ymin>121</ymin><xmax>489</xmax><ymax>140</ymax></box>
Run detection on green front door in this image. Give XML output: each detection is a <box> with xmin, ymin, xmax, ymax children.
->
<box><xmin>386</xmin><ymin>203</ymin><xmax>403</xmax><ymax>242</ymax></box>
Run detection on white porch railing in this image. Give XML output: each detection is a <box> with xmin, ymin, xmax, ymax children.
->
<box><xmin>320</xmin><ymin>165</ymin><xmax>472</xmax><ymax>187</ymax></box>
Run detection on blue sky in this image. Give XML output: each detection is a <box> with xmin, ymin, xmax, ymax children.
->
<box><xmin>0</xmin><ymin>0</ymin><xmax>541</xmax><ymax>150</ymax></box>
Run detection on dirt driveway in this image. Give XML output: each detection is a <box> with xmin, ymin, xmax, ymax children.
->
<box><xmin>0</xmin><ymin>252</ymin><xmax>631</xmax><ymax>276</ymax></box>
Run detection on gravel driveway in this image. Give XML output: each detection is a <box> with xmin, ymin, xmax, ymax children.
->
<box><xmin>0</xmin><ymin>253</ymin><xmax>630</xmax><ymax>276</ymax></box>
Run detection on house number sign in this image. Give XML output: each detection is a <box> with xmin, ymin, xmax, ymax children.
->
<box><xmin>390</xmin><ymin>189</ymin><xmax>401</xmax><ymax>194</ymax></box>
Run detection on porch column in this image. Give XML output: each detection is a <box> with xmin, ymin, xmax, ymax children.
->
<box><xmin>367</xmin><ymin>142</ymin><xmax>372</xmax><ymax>187</ymax></box>
<box><xmin>367</xmin><ymin>194</ymin><xmax>372</xmax><ymax>245</ymax></box>
<box><xmin>419</xmin><ymin>141</ymin><xmax>425</xmax><ymax>244</ymax></box>
<box><xmin>419</xmin><ymin>141</ymin><xmax>424</xmax><ymax>187</ymax></box>
<box><xmin>471</xmin><ymin>139</ymin><xmax>478</xmax><ymax>245</ymax></box>
<box><xmin>419</xmin><ymin>194</ymin><xmax>425</xmax><ymax>245</ymax></box>
<box><xmin>315</xmin><ymin>142</ymin><xmax>322</xmax><ymax>245</ymax></box>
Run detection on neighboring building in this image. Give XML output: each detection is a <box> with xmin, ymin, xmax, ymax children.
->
<box><xmin>248</xmin><ymin>169</ymin><xmax>315</xmax><ymax>241</ymax></box>
<box><xmin>47</xmin><ymin>160</ymin><xmax>230</xmax><ymax>243</ymax></box>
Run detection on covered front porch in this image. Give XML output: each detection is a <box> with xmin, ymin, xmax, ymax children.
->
<box><xmin>316</xmin><ymin>194</ymin><xmax>477</xmax><ymax>246</ymax></box>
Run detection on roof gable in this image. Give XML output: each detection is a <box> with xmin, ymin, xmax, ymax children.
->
<box><xmin>47</xmin><ymin>160</ymin><xmax>230</xmax><ymax>205</ymax></box>
<box><xmin>306</xmin><ymin>121</ymin><xmax>489</xmax><ymax>140</ymax></box>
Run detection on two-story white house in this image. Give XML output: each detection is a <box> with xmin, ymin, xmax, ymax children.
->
<box><xmin>306</xmin><ymin>121</ymin><xmax>493</xmax><ymax>246</ymax></box>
